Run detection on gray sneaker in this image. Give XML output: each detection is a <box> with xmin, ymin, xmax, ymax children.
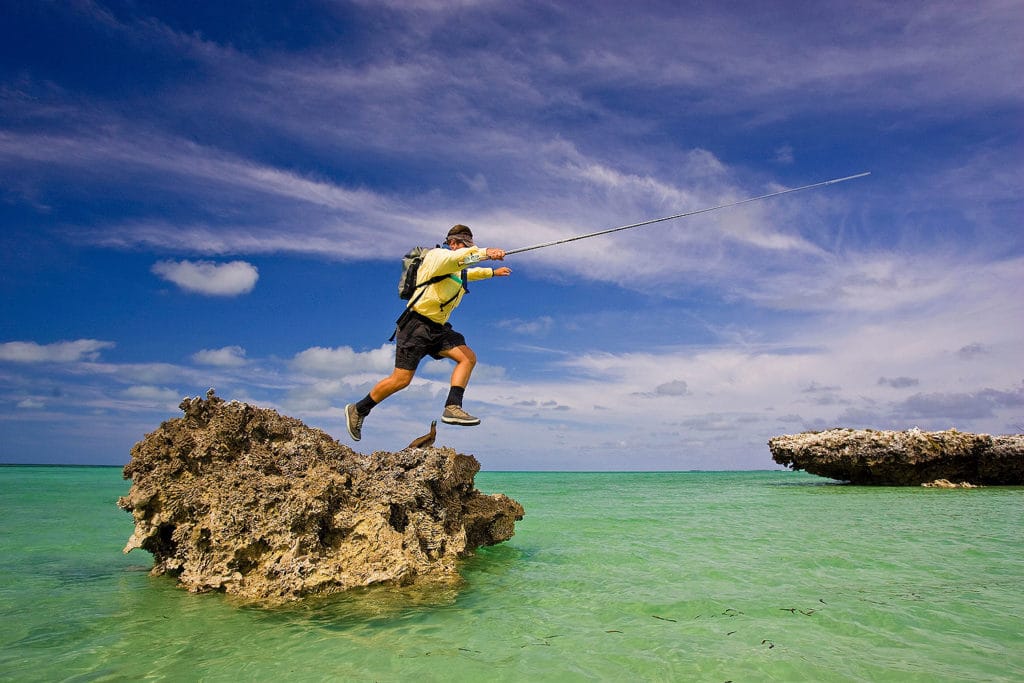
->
<box><xmin>442</xmin><ymin>405</ymin><xmax>481</xmax><ymax>426</ymax></box>
<box><xmin>345</xmin><ymin>403</ymin><xmax>364</xmax><ymax>441</ymax></box>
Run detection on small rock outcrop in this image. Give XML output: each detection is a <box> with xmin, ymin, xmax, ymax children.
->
<box><xmin>769</xmin><ymin>428</ymin><xmax>1024</xmax><ymax>485</ymax></box>
<box><xmin>922</xmin><ymin>479</ymin><xmax>978</xmax><ymax>489</ymax></box>
<box><xmin>118</xmin><ymin>390</ymin><xmax>524</xmax><ymax>603</ymax></box>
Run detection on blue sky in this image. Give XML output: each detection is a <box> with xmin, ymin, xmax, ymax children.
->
<box><xmin>1</xmin><ymin>0</ymin><xmax>1021</xmax><ymax>470</ymax></box>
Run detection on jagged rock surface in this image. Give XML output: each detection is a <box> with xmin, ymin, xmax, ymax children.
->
<box><xmin>769</xmin><ymin>428</ymin><xmax>1024</xmax><ymax>485</ymax></box>
<box><xmin>118</xmin><ymin>391</ymin><xmax>524</xmax><ymax>603</ymax></box>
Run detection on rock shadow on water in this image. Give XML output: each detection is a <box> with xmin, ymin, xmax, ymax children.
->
<box><xmin>237</xmin><ymin>544</ymin><xmax>531</xmax><ymax>631</ymax></box>
<box><xmin>117</xmin><ymin>390</ymin><xmax>524</xmax><ymax>605</ymax></box>
<box><xmin>767</xmin><ymin>472</ymin><xmax>850</xmax><ymax>488</ymax></box>
<box><xmin>242</xmin><ymin>578</ymin><xmax>466</xmax><ymax>626</ymax></box>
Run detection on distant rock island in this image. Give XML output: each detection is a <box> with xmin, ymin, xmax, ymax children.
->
<box><xmin>118</xmin><ymin>390</ymin><xmax>524</xmax><ymax>603</ymax></box>
<box><xmin>769</xmin><ymin>428</ymin><xmax>1023</xmax><ymax>486</ymax></box>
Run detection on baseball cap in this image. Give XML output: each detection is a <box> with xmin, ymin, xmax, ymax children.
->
<box><xmin>446</xmin><ymin>224</ymin><xmax>474</xmax><ymax>246</ymax></box>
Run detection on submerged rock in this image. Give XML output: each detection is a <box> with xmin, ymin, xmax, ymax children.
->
<box><xmin>118</xmin><ymin>390</ymin><xmax>524</xmax><ymax>603</ymax></box>
<box><xmin>768</xmin><ymin>428</ymin><xmax>1024</xmax><ymax>485</ymax></box>
<box><xmin>922</xmin><ymin>479</ymin><xmax>978</xmax><ymax>489</ymax></box>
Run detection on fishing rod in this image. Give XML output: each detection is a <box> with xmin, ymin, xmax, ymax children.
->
<box><xmin>505</xmin><ymin>171</ymin><xmax>871</xmax><ymax>256</ymax></box>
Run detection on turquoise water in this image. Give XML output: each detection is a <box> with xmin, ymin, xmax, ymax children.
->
<box><xmin>1</xmin><ymin>467</ymin><xmax>1022</xmax><ymax>681</ymax></box>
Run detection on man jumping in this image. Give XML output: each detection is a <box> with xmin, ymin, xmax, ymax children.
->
<box><xmin>345</xmin><ymin>225</ymin><xmax>511</xmax><ymax>441</ymax></box>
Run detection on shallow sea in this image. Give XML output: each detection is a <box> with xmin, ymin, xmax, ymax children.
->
<box><xmin>1</xmin><ymin>466</ymin><xmax>1022</xmax><ymax>682</ymax></box>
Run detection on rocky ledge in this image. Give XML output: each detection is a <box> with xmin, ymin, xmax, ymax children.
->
<box><xmin>768</xmin><ymin>428</ymin><xmax>1024</xmax><ymax>486</ymax></box>
<box><xmin>118</xmin><ymin>390</ymin><xmax>524</xmax><ymax>603</ymax></box>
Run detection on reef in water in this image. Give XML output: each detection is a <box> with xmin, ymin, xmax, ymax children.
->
<box><xmin>119</xmin><ymin>390</ymin><xmax>524</xmax><ymax>603</ymax></box>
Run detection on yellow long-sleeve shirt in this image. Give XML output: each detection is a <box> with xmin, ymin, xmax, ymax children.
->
<box><xmin>411</xmin><ymin>246</ymin><xmax>494</xmax><ymax>324</ymax></box>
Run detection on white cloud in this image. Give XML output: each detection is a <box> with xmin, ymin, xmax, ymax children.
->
<box><xmin>773</xmin><ymin>145</ymin><xmax>794</xmax><ymax>165</ymax></box>
<box><xmin>878</xmin><ymin>376</ymin><xmax>919</xmax><ymax>389</ymax></box>
<box><xmin>734</xmin><ymin>253</ymin><xmax>1024</xmax><ymax>315</ymax></box>
<box><xmin>152</xmin><ymin>259</ymin><xmax>259</xmax><ymax>296</ymax></box>
<box><xmin>2</xmin><ymin>280</ymin><xmax>1018</xmax><ymax>467</ymax></box>
<box><xmin>459</xmin><ymin>172</ymin><xmax>489</xmax><ymax>193</ymax></box>
<box><xmin>654</xmin><ymin>380</ymin><xmax>689</xmax><ymax>397</ymax></box>
<box><xmin>896</xmin><ymin>385</ymin><xmax>1024</xmax><ymax>421</ymax></box>
<box><xmin>192</xmin><ymin>346</ymin><xmax>247</xmax><ymax>367</ymax></box>
<box><xmin>957</xmin><ymin>343</ymin><xmax>988</xmax><ymax>360</ymax></box>
<box><xmin>3</xmin><ymin>1</ymin><xmax>1022</xmax><ymax>468</ymax></box>
<box><xmin>497</xmin><ymin>316</ymin><xmax>554</xmax><ymax>336</ymax></box>
<box><xmin>291</xmin><ymin>344</ymin><xmax>395</xmax><ymax>377</ymax></box>
<box><xmin>121</xmin><ymin>385</ymin><xmax>181</xmax><ymax>405</ymax></box>
<box><xmin>5</xmin><ymin>2</ymin><xmax>1017</xmax><ymax>276</ymax></box>
<box><xmin>0</xmin><ymin>339</ymin><xmax>115</xmax><ymax>363</ymax></box>
<box><xmin>836</xmin><ymin>383</ymin><xmax>1024</xmax><ymax>426</ymax></box>
<box><xmin>348</xmin><ymin>0</ymin><xmax>491</xmax><ymax>10</ymax></box>
<box><xmin>445</xmin><ymin>252</ymin><xmax>1024</xmax><ymax>461</ymax></box>
<box><xmin>16</xmin><ymin>398</ymin><xmax>46</xmax><ymax>409</ymax></box>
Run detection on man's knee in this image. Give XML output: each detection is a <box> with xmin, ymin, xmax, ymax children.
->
<box><xmin>459</xmin><ymin>345</ymin><xmax>477</xmax><ymax>365</ymax></box>
<box><xmin>389</xmin><ymin>370</ymin><xmax>415</xmax><ymax>390</ymax></box>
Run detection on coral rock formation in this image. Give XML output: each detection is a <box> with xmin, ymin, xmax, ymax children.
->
<box><xmin>922</xmin><ymin>479</ymin><xmax>978</xmax><ymax>489</ymax></box>
<box><xmin>118</xmin><ymin>390</ymin><xmax>524</xmax><ymax>602</ymax></box>
<box><xmin>768</xmin><ymin>428</ymin><xmax>1024</xmax><ymax>485</ymax></box>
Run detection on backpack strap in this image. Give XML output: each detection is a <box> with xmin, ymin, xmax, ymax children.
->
<box><xmin>389</xmin><ymin>268</ymin><xmax>469</xmax><ymax>341</ymax></box>
<box><xmin>438</xmin><ymin>269</ymin><xmax>469</xmax><ymax>311</ymax></box>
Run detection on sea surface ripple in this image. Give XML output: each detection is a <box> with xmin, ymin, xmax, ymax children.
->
<box><xmin>1</xmin><ymin>467</ymin><xmax>1021</xmax><ymax>681</ymax></box>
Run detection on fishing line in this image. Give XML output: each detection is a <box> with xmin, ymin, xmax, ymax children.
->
<box><xmin>505</xmin><ymin>171</ymin><xmax>870</xmax><ymax>255</ymax></box>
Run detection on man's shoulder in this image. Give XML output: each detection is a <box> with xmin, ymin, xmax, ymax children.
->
<box><xmin>419</xmin><ymin>246</ymin><xmax>448</xmax><ymax>264</ymax></box>
<box><xmin>417</xmin><ymin>247</ymin><xmax>454</xmax><ymax>276</ymax></box>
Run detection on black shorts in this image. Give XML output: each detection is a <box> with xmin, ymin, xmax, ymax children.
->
<box><xmin>395</xmin><ymin>312</ymin><xmax>467</xmax><ymax>371</ymax></box>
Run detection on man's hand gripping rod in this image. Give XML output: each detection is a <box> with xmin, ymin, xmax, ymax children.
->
<box><xmin>504</xmin><ymin>172</ymin><xmax>871</xmax><ymax>256</ymax></box>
